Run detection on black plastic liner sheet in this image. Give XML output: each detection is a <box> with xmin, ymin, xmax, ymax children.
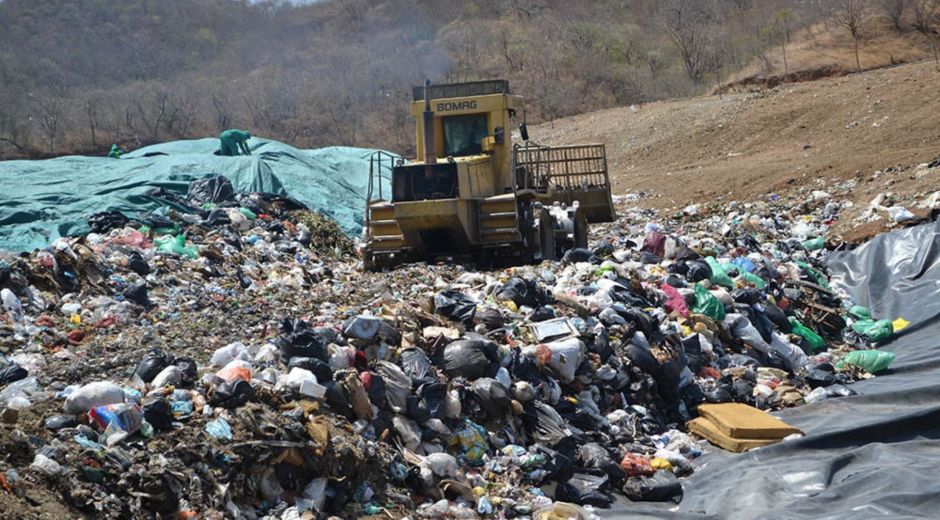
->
<box><xmin>603</xmin><ymin>219</ymin><xmax>940</xmax><ymax>519</ymax></box>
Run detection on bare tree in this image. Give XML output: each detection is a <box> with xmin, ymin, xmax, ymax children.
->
<box><xmin>910</xmin><ymin>0</ymin><xmax>939</xmax><ymax>66</ymax></box>
<box><xmin>835</xmin><ymin>0</ymin><xmax>871</xmax><ymax>73</ymax></box>
<box><xmin>0</xmin><ymin>104</ymin><xmax>34</xmax><ymax>156</ymax></box>
<box><xmin>911</xmin><ymin>0</ymin><xmax>938</xmax><ymax>31</ymax></box>
<box><xmin>84</xmin><ymin>95</ymin><xmax>102</xmax><ymax>149</ymax></box>
<box><xmin>31</xmin><ymin>91</ymin><xmax>67</xmax><ymax>155</ymax></box>
<box><xmin>664</xmin><ymin>0</ymin><xmax>714</xmax><ymax>84</ymax></box>
<box><xmin>775</xmin><ymin>9</ymin><xmax>794</xmax><ymax>76</ymax></box>
<box><xmin>135</xmin><ymin>89</ymin><xmax>170</xmax><ymax>144</ymax></box>
<box><xmin>881</xmin><ymin>0</ymin><xmax>909</xmax><ymax>31</ymax></box>
<box><xmin>210</xmin><ymin>93</ymin><xmax>233</xmax><ymax>134</ymax></box>
<box><xmin>645</xmin><ymin>50</ymin><xmax>667</xmax><ymax>79</ymax></box>
<box><xmin>161</xmin><ymin>89</ymin><xmax>199</xmax><ymax>138</ymax></box>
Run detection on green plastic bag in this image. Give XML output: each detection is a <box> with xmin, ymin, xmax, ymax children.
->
<box><xmin>155</xmin><ymin>235</ymin><xmax>199</xmax><ymax>259</ymax></box>
<box><xmin>795</xmin><ymin>260</ymin><xmax>830</xmax><ymax>289</ymax></box>
<box><xmin>802</xmin><ymin>237</ymin><xmax>825</xmax><ymax>250</ymax></box>
<box><xmin>848</xmin><ymin>305</ymin><xmax>871</xmax><ymax>320</ymax></box>
<box><xmin>789</xmin><ymin>317</ymin><xmax>825</xmax><ymax>351</ymax></box>
<box><xmin>851</xmin><ymin>318</ymin><xmax>894</xmax><ymax>342</ymax></box>
<box><xmin>738</xmin><ymin>271</ymin><xmax>767</xmax><ymax>289</ymax></box>
<box><xmin>705</xmin><ymin>257</ymin><xmax>735</xmax><ymax>289</ymax></box>
<box><xmin>239</xmin><ymin>207</ymin><xmax>257</xmax><ymax>220</ymax></box>
<box><xmin>693</xmin><ymin>283</ymin><xmax>726</xmax><ymax>321</ymax></box>
<box><xmin>837</xmin><ymin>350</ymin><xmax>895</xmax><ymax>373</ymax></box>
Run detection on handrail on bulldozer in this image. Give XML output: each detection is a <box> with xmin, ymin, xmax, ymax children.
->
<box><xmin>365</xmin><ymin>150</ymin><xmax>399</xmax><ymax>225</ymax></box>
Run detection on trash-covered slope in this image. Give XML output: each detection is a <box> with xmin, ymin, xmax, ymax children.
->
<box><xmin>0</xmin><ymin>176</ymin><xmax>911</xmax><ymax>519</ymax></box>
<box><xmin>0</xmin><ymin>138</ymin><xmax>392</xmax><ymax>252</ymax></box>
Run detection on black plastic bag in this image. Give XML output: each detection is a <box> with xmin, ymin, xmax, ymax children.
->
<box><xmin>686</xmin><ymin>260</ymin><xmax>712</xmax><ymax>283</ymax></box>
<box><xmin>134</xmin><ymin>349</ymin><xmax>175</xmax><ymax>383</ymax></box>
<box><xmin>477</xmin><ymin>308</ymin><xmax>505</xmax><ymax>330</ymax></box>
<box><xmin>434</xmin><ymin>290</ymin><xmax>477</xmax><ymax>325</ymax></box>
<box><xmin>682</xmin><ymin>334</ymin><xmax>704</xmax><ymax>373</ymax></box>
<box><xmin>579</xmin><ymin>443</ymin><xmax>626</xmax><ymax>484</ymax></box>
<box><xmin>608</xmin><ymin>285</ymin><xmax>652</xmax><ymax>308</ymax></box>
<box><xmin>664</xmin><ymin>274</ymin><xmax>687</xmax><ymax>288</ymax></box>
<box><xmin>509</xmin><ymin>347</ymin><xmax>543</xmax><ymax>385</ymax></box>
<box><xmin>762</xmin><ymin>304</ymin><xmax>791</xmax><ymax>333</ymax></box>
<box><xmin>0</xmin><ymin>363</ymin><xmax>27</xmax><ymax>385</ymax></box>
<box><xmin>405</xmin><ymin>394</ymin><xmax>431</xmax><ymax>423</ymax></box>
<box><xmin>674</xmin><ymin>245</ymin><xmax>700</xmax><ymax>261</ymax></box>
<box><xmin>823</xmin><ymin>384</ymin><xmax>857</xmax><ymax>398</ymax></box>
<box><xmin>614</xmin><ymin>305</ymin><xmax>656</xmax><ymax>339</ymax></box>
<box><xmin>562</xmin><ymin>248</ymin><xmax>599</xmax><ymax>264</ymax></box>
<box><xmin>592</xmin><ymin>242</ymin><xmax>614</xmax><ymax>257</ymax></box>
<box><xmin>174</xmin><ymin>357</ymin><xmax>198</xmax><ymax>385</ymax></box>
<box><xmin>87</xmin><ymin>210</ymin><xmax>129</xmax><ymax>233</ymax></box>
<box><xmin>288</xmin><ymin>357</ymin><xmax>334</xmax><ymax>382</ymax></box>
<box><xmin>704</xmin><ymin>384</ymin><xmax>733</xmax><ymax>403</ymax></box>
<box><xmin>187</xmin><ymin>175</ymin><xmax>235</xmax><ymax>205</ymax></box>
<box><xmin>123</xmin><ymin>282</ymin><xmax>151</xmax><ymax>307</ymax></box>
<box><xmin>528</xmin><ymin>401</ymin><xmax>571</xmax><ymax>445</ymax></box>
<box><xmin>400</xmin><ymin>348</ymin><xmax>433</xmax><ymax>382</ymax></box>
<box><xmin>324</xmin><ymin>381</ymin><xmax>354</xmax><ymax>419</ymax></box>
<box><xmin>656</xmin><ymin>345</ymin><xmax>687</xmax><ymax>403</ymax></box>
<box><xmin>732</xmin><ymin>288</ymin><xmax>762</xmax><ymax>305</ymax></box>
<box><xmin>622</xmin><ymin>470</ymin><xmax>683</xmax><ymax>503</ymax></box>
<box><xmin>442</xmin><ymin>339</ymin><xmax>500</xmax><ymax>380</ymax></box>
<box><xmin>126</xmin><ymin>252</ymin><xmax>150</xmax><ymax>276</ymax></box>
<box><xmin>804</xmin><ymin>369</ymin><xmax>836</xmax><ymax>388</ymax></box>
<box><xmin>470</xmin><ymin>378</ymin><xmax>511</xmax><ymax>418</ymax></box>
<box><xmin>732</xmin><ymin>378</ymin><xmax>755</xmax><ymax>404</ymax></box>
<box><xmin>141</xmin><ymin>396</ymin><xmax>174</xmax><ymax>431</ymax></box>
<box><xmin>529</xmin><ymin>305</ymin><xmax>556</xmax><ymax>322</ymax></box>
<box><xmin>276</xmin><ymin>318</ymin><xmax>329</xmax><ymax>362</ymax></box>
<box><xmin>495</xmin><ymin>277</ymin><xmax>551</xmax><ymax>307</ymax></box>
<box><xmin>622</xmin><ymin>341</ymin><xmax>659</xmax><ymax>376</ymax></box>
<box><xmin>591</xmin><ymin>327</ymin><xmax>613</xmax><ymax>362</ymax></box>
<box><xmin>555</xmin><ymin>472</ymin><xmax>613</xmax><ymax>507</ymax></box>
<box><xmin>137</xmin><ymin>212</ymin><xmax>176</xmax><ymax>229</ymax></box>
<box><xmin>375</xmin><ymin>361</ymin><xmax>411</xmax><ymax>414</ymax></box>
<box><xmin>639</xmin><ymin>251</ymin><xmax>661</xmax><ymax>264</ymax></box>
<box><xmin>418</xmin><ymin>382</ymin><xmax>448</xmax><ymax>418</ymax></box>
<box><xmin>202</xmin><ymin>208</ymin><xmax>231</xmax><ymax>227</ymax></box>
<box><xmin>211</xmin><ymin>380</ymin><xmax>255</xmax><ymax>408</ymax></box>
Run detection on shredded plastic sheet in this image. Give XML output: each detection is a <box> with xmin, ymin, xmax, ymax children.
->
<box><xmin>0</xmin><ymin>138</ymin><xmax>394</xmax><ymax>251</ymax></box>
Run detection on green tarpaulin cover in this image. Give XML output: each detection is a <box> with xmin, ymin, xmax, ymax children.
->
<box><xmin>0</xmin><ymin>138</ymin><xmax>394</xmax><ymax>252</ymax></box>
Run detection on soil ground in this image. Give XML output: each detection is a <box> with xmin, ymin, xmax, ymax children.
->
<box><xmin>535</xmin><ymin>60</ymin><xmax>940</xmax><ymax>241</ymax></box>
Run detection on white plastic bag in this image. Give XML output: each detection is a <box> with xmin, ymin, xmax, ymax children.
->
<box><xmin>63</xmin><ymin>381</ymin><xmax>124</xmax><ymax>414</ymax></box>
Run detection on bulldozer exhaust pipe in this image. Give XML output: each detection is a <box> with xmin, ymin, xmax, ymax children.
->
<box><xmin>423</xmin><ymin>79</ymin><xmax>437</xmax><ymax>166</ymax></box>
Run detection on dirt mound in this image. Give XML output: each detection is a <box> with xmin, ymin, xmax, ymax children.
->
<box><xmin>534</xmin><ymin>60</ymin><xmax>940</xmax><ymax>242</ymax></box>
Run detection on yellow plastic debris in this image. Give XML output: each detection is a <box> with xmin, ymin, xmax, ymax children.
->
<box><xmin>650</xmin><ymin>457</ymin><xmax>673</xmax><ymax>472</ymax></box>
<box><xmin>70</xmin><ymin>314</ymin><xmax>81</xmax><ymax>324</ymax></box>
<box><xmin>892</xmin><ymin>317</ymin><xmax>910</xmax><ymax>332</ymax></box>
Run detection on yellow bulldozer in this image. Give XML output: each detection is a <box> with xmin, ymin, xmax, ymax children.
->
<box><xmin>362</xmin><ymin>79</ymin><xmax>614</xmax><ymax>270</ymax></box>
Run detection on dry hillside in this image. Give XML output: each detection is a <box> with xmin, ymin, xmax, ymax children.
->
<box><xmin>724</xmin><ymin>16</ymin><xmax>938</xmax><ymax>89</ymax></box>
<box><xmin>535</xmin><ymin>60</ymin><xmax>940</xmax><ymax>240</ymax></box>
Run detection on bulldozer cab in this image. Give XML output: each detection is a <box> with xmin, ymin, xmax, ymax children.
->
<box><xmin>392</xmin><ymin>80</ymin><xmax>519</xmax><ymax>203</ymax></box>
<box><xmin>362</xmin><ymin>79</ymin><xmax>615</xmax><ymax>269</ymax></box>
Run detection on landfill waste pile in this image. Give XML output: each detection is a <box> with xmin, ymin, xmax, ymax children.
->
<box><xmin>0</xmin><ymin>138</ymin><xmax>393</xmax><ymax>252</ymax></box>
<box><xmin>0</xmin><ymin>175</ymin><xmax>906</xmax><ymax>519</ymax></box>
